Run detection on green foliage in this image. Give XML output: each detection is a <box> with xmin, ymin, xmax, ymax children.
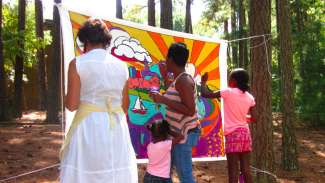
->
<box><xmin>193</xmin><ymin>18</ymin><xmax>218</xmax><ymax>37</ymax></box>
<box><xmin>290</xmin><ymin>0</ymin><xmax>325</xmax><ymax>126</ymax></box>
<box><xmin>2</xmin><ymin>1</ymin><xmax>52</xmax><ymax>78</ymax></box>
<box><xmin>123</xmin><ymin>5</ymin><xmax>147</xmax><ymax>24</ymax></box>
<box><xmin>172</xmin><ymin>0</ymin><xmax>185</xmax><ymax>32</ymax></box>
<box><xmin>197</xmin><ymin>0</ymin><xmax>231</xmax><ymax>37</ymax></box>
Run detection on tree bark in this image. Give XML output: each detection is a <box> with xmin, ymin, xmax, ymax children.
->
<box><xmin>224</xmin><ymin>20</ymin><xmax>229</xmax><ymax>38</ymax></box>
<box><xmin>148</xmin><ymin>0</ymin><xmax>155</xmax><ymax>26</ymax></box>
<box><xmin>14</xmin><ymin>0</ymin><xmax>26</xmax><ymax>118</ymax></box>
<box><xmin>184</xmin><ymin>0</ymin><xmax>193</xmax><ymax>33</ymax></box>
<box><xmin>249</xmin><ymin>0</ymin><xmax>274</xmax><ymax>182</ymax></box>
<box><xmin>238</xmin><ymin>0</ymin><xmax>248</xmax><ymax>68</ymax></box>
<box><xmin>230</xmin><ymin>0</ymin><xmax>238</xmax><ymax>67</ymax></box>
<box><xmin>35</xmin><ymin>0</ymin><xmax>47</xmax><ymax>110</ymax></box>
<box><xmin>0</xmin><ymin>0</ymin><xmax>9</xmax><ymax>121</ymax></box>
<box><xmin>46</xmin><ymin>0</ymin><xmax>61</xmax><ymax>123</ymax></box>
<box><xmin>116</xmin><ymin>0</ymin><xmax>123</xmax><ymax>19</ymax></box>
<box><xmin>160</xmin><ymin>0</ymin><xmax>173</xmax><ymax>30</ymax></box>
<box><xmin>276</xmin><ymin>0</ymin><xmax>299</xmax><ymax>171</ymax></box>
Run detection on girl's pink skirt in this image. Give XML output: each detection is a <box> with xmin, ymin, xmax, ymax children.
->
<box><xmin>225</xmin><ymin>127</ymin><xmax>252</xmax><ymax>153</ymax></box>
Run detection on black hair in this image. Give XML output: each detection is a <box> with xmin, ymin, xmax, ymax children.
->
<box><xmin>229</xmin><ymin>68</ymin><xmax>250</xmax><ymax>92</ymax></box>
<box><xmin>77</xmin><ymin>19</ymin><xmax>112</xmax><ymax>48</ymax></box>
<box><xmin>167</xmin><ymin>42</ymin><xmax>189</xmax><ymax>67</ymax></box>
<box><xmin>147</xmin><ymin>120</ymin><xmax>169</xmax><ymax>142</ymax></box>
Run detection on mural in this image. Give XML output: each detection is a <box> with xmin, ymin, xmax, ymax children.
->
<box><xmin>66</xmin><ymin>10</ymin><xmax>226</xmax><ymax>159</ymax></box>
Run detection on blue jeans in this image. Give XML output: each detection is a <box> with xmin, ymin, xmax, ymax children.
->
<box><xmin>143</xmin><ymin>172</ymin><xmax>172</xmax><ymax>183</ymax></box>
<box><xmin>171</xmin><ymin>128</ymin><xmax>200</xmax><ymax>183</ymax></box>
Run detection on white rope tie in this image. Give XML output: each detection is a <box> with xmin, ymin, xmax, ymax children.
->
<box><xmin>227</xmin><ymin>33</ymin><xmax>273</xmax><ymax>43</ymax></box>
<box><xmin>0</xmin><ymin>163</ymin><xmax>60</xmax><ymax>182</ymax></box>
<box><xmin>250</xmin><ymin>166</ymin><xmax>279</xmax><ymax>181</ymax></box>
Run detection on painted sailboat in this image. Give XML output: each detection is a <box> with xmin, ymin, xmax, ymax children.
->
<box><xmin>132</xmin><ymin>97</ymin><xmax>147</xmax><ymax>114</ymax></box>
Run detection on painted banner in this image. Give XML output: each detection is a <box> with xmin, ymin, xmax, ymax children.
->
<box><xmin>59</xmin><ymin>6</ymin><xmax>228</xmax><ymax>161</ymax></box>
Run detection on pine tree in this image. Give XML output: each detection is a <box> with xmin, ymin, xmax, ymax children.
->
<box><xmin>35</xmin><ymin>0</ymin><xmax>46</xmax><ymax>110</ymax></box>
<box><xmin>14</xmin><ymin>0</ymin><xmax>26</xmax><ymax>117</ymax></box>
<box><xmin>249</xmin><ymin>0</ymin><xmax>275</xmax><ymax>182</ymax></box>
<box><xmin>46</xmin><ymin>0</ymin><xmax>61</xmax><ymax>123</ymax></box>
<box><xmin>160</xmin><ymin>0</ymin><xmax>173</xmax><ymax>30</ymax></box>
<box><xmin>184</xmin><ymin>0</ymin><xmax>193</xmax><ymax>33</ymax></box>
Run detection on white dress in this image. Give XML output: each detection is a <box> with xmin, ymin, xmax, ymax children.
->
<box><xmin>60</xmin><ymin>49</ymin><xmax>138</xmax><ymax>183</ymax></box>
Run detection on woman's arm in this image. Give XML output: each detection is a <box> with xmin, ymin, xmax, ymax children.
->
<box><xmin>168</xmin><ymin>130</ymin><xmax>184</xmax><ymax>146</ymax></box>
<box><xmin>65</xmin><ymin>59</ymin><xmax>81</xmax><ymax>111</ymax></box>
<box><xmin>122</xmin><ymin>80</ymin><xmax>130</xmax><ymax>114</ymax></box>
<box><xmin>150</xmin><ymin>75</ymin><xmax>196</xmax><ymax>116</ymax></box>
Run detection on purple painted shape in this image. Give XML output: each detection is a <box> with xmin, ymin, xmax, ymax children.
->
<box><xmin>194</xmin><ymin>112</ymin><xmax>224</xmax><ymax>157</ymax></box>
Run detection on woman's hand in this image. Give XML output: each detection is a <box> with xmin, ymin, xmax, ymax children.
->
<box><xmin>149</xmin><ymin>91</ymin><xmax>165</xmax><ymax>103</ymax></box>
<box><xmin>159</xmin><ymin>61</ymin><xmax>167</xmax><ymax>79</ymax></box>
<box><xmin>201</xmin><ymin>72</ymin><xmax>208</xmax><ymax>85</ymax></box>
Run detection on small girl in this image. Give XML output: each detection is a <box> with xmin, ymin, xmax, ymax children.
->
<box><xmin>201</xmin><ymin>68</ymin><xmax>255</xmax><ymax>183</ymax></box>
<box><xmin>144</xmin><ymin>120</ymin><xmax>183</xmax><ymax>183</ymax></box>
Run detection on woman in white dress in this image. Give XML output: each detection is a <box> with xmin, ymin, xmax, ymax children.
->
<box><xmin>60</xmin><ymin>19</ymin><xmax>138</xmax><ymax>183</ymax></box>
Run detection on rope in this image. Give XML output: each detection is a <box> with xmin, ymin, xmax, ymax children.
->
<box><xmin>249</xmin><ymin>37</ymin><xmax>272</xmax><ymax>49</ymax></box>
<box><xmin>226</xmin><ymin>33</ymin><xmax>273</xmax><ymax>78</ymax></box>
<box><xmin>250</xmin><ymin>166</ymin><xmax>279</xmax><ymax>181</ymax></box>
<box><xmin>263</xmin><ymin>35</ymin><xmax>272</xmax><ymax>77</ymax></box>
<box><xmin>0</xmin><ymin>163</ymin><xmax>60</xmax><ymax>182</ymax></box>
<box><xmin>227</xmin><ymin>33</ymin><xmax>273</xmax><ymax>43</ymax></box>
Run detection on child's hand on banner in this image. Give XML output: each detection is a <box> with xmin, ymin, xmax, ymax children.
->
<box><xmin>201</xmin><ymin>73</ymin><xmax>208</xmax><ymax>85</ymax></box>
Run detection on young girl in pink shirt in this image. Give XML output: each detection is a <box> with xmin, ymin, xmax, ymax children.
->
<box><xmin>144</xmin><ymin>120</ymin><xmax>183</xmax><ymax>183</ymax></box>
<box><xmin>201</xmin><ymin>68</ymin><xmax>255</xmax><ymax>183</ymax></box>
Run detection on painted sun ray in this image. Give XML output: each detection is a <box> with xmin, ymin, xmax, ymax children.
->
<box><xmin>161</xmin><ymin>35</ymin><xmax>177</xmax><ymax>49</ymax></box>
<box><xmin>194</xmin><ymin>42</ymin><xmax>218</xmax><ymax>67</ymax></box>
<box><xmin>69</xmin><ymin>12</ymin><xmax>89</xmax><ymax>27</ymax></box>
<box><xmin>196</xmin><ymin>45</ymin><xmax>220</xmax><ymax>73</ymax></box>
<box><xmin>201</xmin><ymin>59</ymin><xmax>220</xmax><ymax>74</ymax></box>
<box><xmin>190</xmin><ymin>40</ymin><xmax>205</xmax><ymax>63</ymax></box>
<box><xmin>147</xmin><ymin>32</ymin><xmax>169</xmax><ymax>58</ymax></box>
<box><xmin>174</xmin><ymin>36</ymin><xmax>184</xmax><ymax>43</ymax></box>
<box><xmin>184</xmin><ymin>39</ymin><xmax>194</xmax><ymax>62</ymax></box>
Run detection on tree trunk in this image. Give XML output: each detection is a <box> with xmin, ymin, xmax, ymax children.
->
<box><xmin>14</xmin><ymin>0</ymin><xmax>26</xmax><ymax>118</ymax></box>
<box><xmin>46</xmin><ymin>0</ymin><xmax>61</xmax><ymax>123</ymax></box>
<box><xmin>249</xmin><ymin>0</ymin><xmax>274</xmax><ymax>182</ymax></box>
<box><xmin>276</xmin><ymin>0</ymin><xmax>299</xmax><ymax>171</ymax></box>
<box><xmin>116</xmin><ymin>0</ymin><xmax>123</xmax><ymax>19</ymax></box>
<box><xmin>184</xmin><ymin>0</ymin><xmax>192</xmax><ymax>33</ymax></box>
<box><xmin>230</xmin><ymin>0</ymin><xmax>238</xmax><ymax>67</ymax></box>
<box><xmin>0</xmin><ymin>0</ymin><xmax>9</xmax><ymax>121</ymax></box>
<box><xmin>294</xmin><ymin>0</ymin><xmax>305</xmax><ymax>86</ymax></box>
<box><xmin>160</xmin><ymin>0</ymin><xmax>173</xmax><ymax>30</ymax></box>
<box><xmin>35</xmin><ymin>0</ymin><xmax>47</xmax><ymax>110</ymax></box>
<box><xmin>238</xmin><ymin>0</ymin><xmax>248</xmax><ymax>68</ymax></box>
<box><xmin>224</xmin><ymin>20</ymin><xmax>229</xmax><ymax>38</ymax></box>
<box><xmin>148</xmin><ymin>0</ymin><xmax>155</xmax><ymax>26</ymax></box>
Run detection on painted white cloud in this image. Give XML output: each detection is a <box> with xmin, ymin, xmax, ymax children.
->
<box><xmin>186</xmin><ymin>63</ymin><xmax>202</xmax><ymax>85</ymax></box>
<box><xmin>109</xmin><ymin>29</ymin><xmax>152</xmax><ymax>63</ymax></box>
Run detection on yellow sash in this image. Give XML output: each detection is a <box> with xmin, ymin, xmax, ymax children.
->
<box><xmin>60</xmin><ymin>101</ymin><xmax>123</xmax><ymax>159</ymax></box>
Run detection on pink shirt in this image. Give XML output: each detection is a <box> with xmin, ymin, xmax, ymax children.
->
<box><xmin>221</xmin><ymin>88</ymin><xmax>255</xmax><ymax>135</ymax></box>
<box><xmin>147</xmin><ymin>140</ymin><xmax>172</xmax><ymax>178</ymax></box>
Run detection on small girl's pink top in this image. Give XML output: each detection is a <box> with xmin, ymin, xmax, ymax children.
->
<box><xmin>221</xmin><ymin>88</ymin><xmax>255</xmax><ymax>135</ymax></box>
<box><xmin>147</xmin><ymin>140</ymin><xmax>172</xmax><ymax>178</ymax></box>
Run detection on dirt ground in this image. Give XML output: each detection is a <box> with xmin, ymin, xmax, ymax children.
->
<box><xmin>0</xmin><ymin>111</ymin><xmax>324</xmax><ymax>183</ymax></box>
